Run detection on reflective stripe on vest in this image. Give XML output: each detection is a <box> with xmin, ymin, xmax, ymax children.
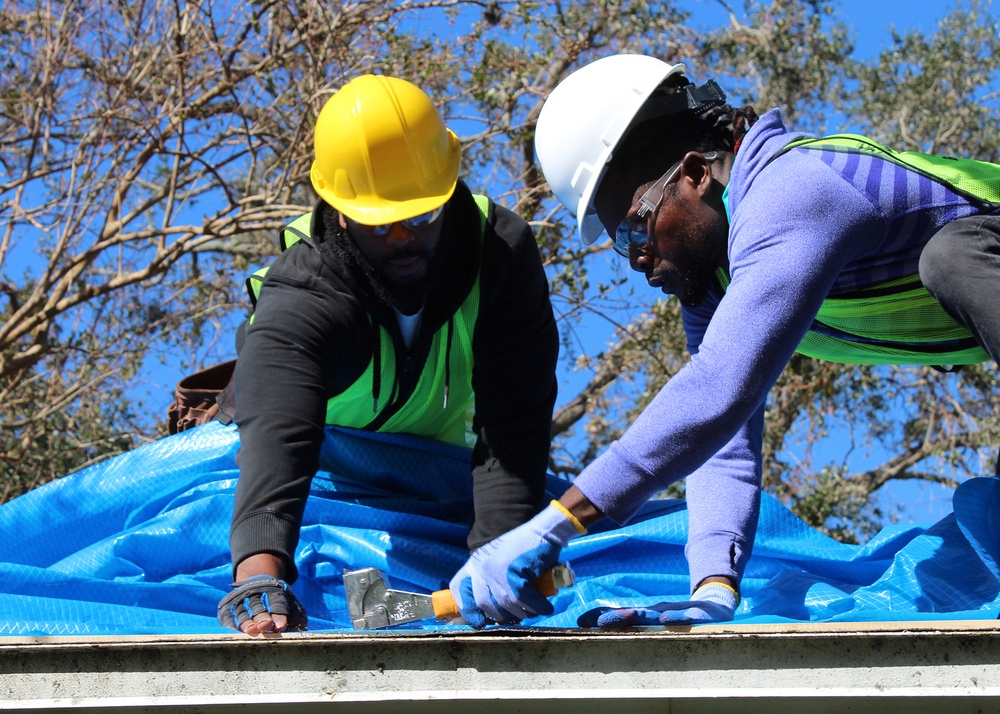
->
<box><xmin>767</xmin><ymin>136</ymin><xmax>997</xmax><ymax>365</ymax></box>
<box><xmin>716</xmin><ymin>267</ymin><xmax>989</xmax><ymax>366</ymax></box>
<box><xmin>780</xmin><ymin>134</ymin><xmax>1000</xmax><ymax>208</ymax></box>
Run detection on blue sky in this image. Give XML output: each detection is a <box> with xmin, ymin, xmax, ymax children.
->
<box><xmin>689</xmin><ymin>0</ymin><xmax>960</xmax><ymax>58</ymax></box>
<box><xmin>833</xmin><ymin>0</ymin><xmax>960</xmax><ymax>56</ymax></box>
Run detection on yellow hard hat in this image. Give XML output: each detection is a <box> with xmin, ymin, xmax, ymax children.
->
<box><xmin>310</xmin><ymin>75</ymin><xmax>462</xmax><ymax>225</ymax></box>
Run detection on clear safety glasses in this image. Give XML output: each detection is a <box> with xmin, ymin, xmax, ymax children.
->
<box><xmin>613</xmin><ymin>151</ymin><xmax>717</xmax><ymax>257</ymax></box>
<box><xmin>346</xmin><ymin>205</ymin><xmax>444</xmax><ymax>237</ymax></box>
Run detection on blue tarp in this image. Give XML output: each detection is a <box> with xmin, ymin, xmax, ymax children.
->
<box><xmin>1</xmin><ymin>421</ymin><xmax>998</xmax><ymax>635</ymax></box>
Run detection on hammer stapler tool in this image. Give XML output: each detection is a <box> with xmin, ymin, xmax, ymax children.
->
<box><xmin>343</xmin><ymin>564</ymin><xmax>575</xmax><ymax>630</ymax></box>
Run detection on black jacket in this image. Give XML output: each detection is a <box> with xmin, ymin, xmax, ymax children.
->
<box><xmin>229</xmin><ymin>182</ymin><xmax>559</xmax><ymax>581</ymax></box>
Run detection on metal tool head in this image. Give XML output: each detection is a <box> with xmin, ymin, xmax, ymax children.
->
<box><xmin>343</xmin><ymin>567</ymin><xmax>437</xmax><ymax>630</ymax></box>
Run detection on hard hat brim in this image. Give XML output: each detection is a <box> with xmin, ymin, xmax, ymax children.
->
<box><xmin>314</xmin><ymin>128</ymin><xmax>460</xmax><ymax>225</ymax></box>
<box><xmin>535</xmin><ymin>55</ymin><xmax>687</xmax><ymax>246</ymax></box>
<box><xmin>329</xmin><ymin>182</ymin><xmax>458</xmax><ymax>226</ymax></box>
<box><xmin>576</xmin><ymin>63</ymin><xmax>687</xmax><ymax>245</ymax></box>
<box><xmin>578</xmin><ymin>211</ymin><xmax>606</xmax><ymax>246</ymax></box>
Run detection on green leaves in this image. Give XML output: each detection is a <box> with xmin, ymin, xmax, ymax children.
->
<box><xmin>843</xmin><ymin>0</ymin><xmax>1000</xmax><ymax>160</ymax></box>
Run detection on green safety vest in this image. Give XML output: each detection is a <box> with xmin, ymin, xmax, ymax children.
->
<box><xmin>246</xmin><ymin>195</ymin><xmax>491</xmax><ymax>446</ymax></box>
<box><xmin>719</xmin><ymin>135</ymin><xmax>1000</xmax><ymax>366</ymax></box>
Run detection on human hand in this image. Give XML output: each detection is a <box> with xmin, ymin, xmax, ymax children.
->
<box><xmin>578</xmin><ymin>581</ymin><xmax>739</xmax><ymax>628</ymax></box>
<box><xmin>449</xmin><ymin>501</ymin><xmax>584</xmax><ymax>628</ymax></box>
<box><xmin>218</xmin><ymin>575</ymin><xmax>308</xmax><ymax>635</ymax></box>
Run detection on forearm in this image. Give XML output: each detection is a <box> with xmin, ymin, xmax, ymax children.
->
<box><xmin>229</xmin><ymin>266</ymin><xmax>355</xmax><ymax>579</ymax></box>
<box><xmin>235</xmin><ymin>552</ymin><xmax>285</xmax><ymax>581</ymax></box>
<box><xmin>557</xmin><ymin>485</ymin><xmax>604</xmax><ymax>529</ymax></box>
<box><xmin>468</xmin><ymin>431</ymin><xmax>550</xmax><ymax>549</ymax></box>
<box><xmin>231</xmin><ymin>365</ymin><xmax>326</xmax><ymax>576</ymax></box>
<box><xmin>230</xmin><ymin>332</ymin><xmax>331</xmax><ymax>578</ymax></box>
<box><xmin>683</xmin><ymin>403</ymin><xmax>764</xmax><ymax>593</ymax></box>
<box><xmin>469</xmin><ymin>217</ymin><xmax>559</xmax><ymax>547</ymax></box>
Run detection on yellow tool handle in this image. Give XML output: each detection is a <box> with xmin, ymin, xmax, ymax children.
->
<box><xmin>431</xmin><ymin>588</ymin><xmax>462</xmax><ymax>620</ymax></box>
<box><xmin>431</xmin><ymin>566</ymin><xmax>569</xmax><ymax>620</ymax></box>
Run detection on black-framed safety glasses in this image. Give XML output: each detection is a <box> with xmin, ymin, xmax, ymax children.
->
<box><xmin>613</xmin><ymin>151</ymin><xmax>717</xmax><ymax>257</ymax></box>
<box><xmin>346</xmin><ymin>205</ymin><xmax>444</xmax><ymax>237</ymax></box>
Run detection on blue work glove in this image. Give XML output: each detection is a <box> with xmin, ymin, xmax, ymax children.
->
<box><xmin>450</xmin><ymin>501</ymin><xmax>585</xmax><ymax>628</ymax></box>
<box><xmin>218</xmin><ymin>575</ymin><xmax>308</xmax><ymax>632</ymax></box>
<box><xmin>578</xmin><ymin>582</ymin><xmax>739</xmax><ymax>628</ymax></box>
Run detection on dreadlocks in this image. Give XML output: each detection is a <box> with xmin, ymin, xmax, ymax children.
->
<box><xmin>732</xmin><ymin>105</ymin><xmax>760</xmax><ymax>155</ymax></box>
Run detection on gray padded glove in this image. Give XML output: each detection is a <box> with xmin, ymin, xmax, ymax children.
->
<box><xmin>218</xmin><ymin>575</ymin><xmax>308</xmax><ymax>631</ymax></box>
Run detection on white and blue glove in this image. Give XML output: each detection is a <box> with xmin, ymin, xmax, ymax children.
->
<box><xmin>450</xmin><ymin>500</ymin><xmax>585</xmax><ymax>628</ymax></box>
<box><xmin>578</xmin><ymin>581</ymin><xmax>739</xmax><ymax>628</ymax></box>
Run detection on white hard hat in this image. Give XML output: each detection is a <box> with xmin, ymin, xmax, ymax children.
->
<box><xmin>536</xmin><ymin>55</ymin><xmax>686</xmax><ymax>245</ymax></box>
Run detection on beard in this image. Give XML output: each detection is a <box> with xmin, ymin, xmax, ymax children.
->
<box><xmin>323</xmin><ymin>204</ymin><xmax>444</xmax><ymax>314</ymax></box>
<box><xmin>372</xmin><ymin>245</ymin><xmax>433</xmax><ymax>288</ymax></box>
<box><xmin>372</xmin><ymin>246</ymin><xmax>442</xmax><ymax>314</ymax></box>
<box><xmin>649</xmin><ymin>229</ymin><xmax>720</xmax><ymax>307</ymax></box>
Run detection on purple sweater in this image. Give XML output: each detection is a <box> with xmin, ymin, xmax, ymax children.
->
<box><xmin>574</xmin><ymin>109</ymin><xmax>986</xmax><ymax>591</ymax></box>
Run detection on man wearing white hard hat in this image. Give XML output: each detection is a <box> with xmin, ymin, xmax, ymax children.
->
<box><xmin>449</xmin><ymin>54</ymin><xmax>1000</xmax><ymax>628</ymax></box>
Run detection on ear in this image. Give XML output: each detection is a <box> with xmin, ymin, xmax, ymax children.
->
<box><xmin>338</xmin><ymin>212</ymin><xmax>349</xmax><ymax>229</ymax></box>
<box><xmin>677</xmin><ymin>152</ymin><xmax>715</xmax><ymax>197</ymax></box>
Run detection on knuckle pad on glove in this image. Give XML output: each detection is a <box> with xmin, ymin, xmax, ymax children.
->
<box><xmin>659</xmin><ymin>608</ymin><xmax>701</xmax><ymax>624</ymax></box>
<box><xmin>596</xmin><ymin>608</ymin><xmax>665</xmax><ymax>628</ymax></box>
<box><xmin>217</xmin><ymin>576</ymin><xmax>308</xmax><ymax>631</ymax></box>
<box><xmin>576</xmin><ymin>607</ymin><xmax>614</xmax><ymax>628</ymax></box>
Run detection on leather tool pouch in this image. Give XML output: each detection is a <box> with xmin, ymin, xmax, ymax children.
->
<box><xmin>167</xmin><ymin>359</ymin><xmax>237</xmax><ymax>434</ymax></box>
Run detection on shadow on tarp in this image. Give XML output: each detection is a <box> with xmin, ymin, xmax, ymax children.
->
<box><xmin>0</xmin><ymin>420</ymin><xmax>997</xmax><ymax>636</ymax></box>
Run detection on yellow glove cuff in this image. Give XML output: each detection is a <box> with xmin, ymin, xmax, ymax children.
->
<box><xmin>551</xmin><ymin>499</ymin><xmax>587</xmax><ymax>535</ymax></box>
<box><xmin>695</xmin><ymin>580</ymin><xmax>741</xmax><ymax>604</ymax></box>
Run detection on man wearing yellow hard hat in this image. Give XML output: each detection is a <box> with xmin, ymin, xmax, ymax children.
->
<box><xmin>218</xmin><ymin>75</ymin><xmax>559</xmax><ymax>634</ymax></box>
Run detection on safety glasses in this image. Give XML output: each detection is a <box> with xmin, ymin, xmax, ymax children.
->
<box><xmin>346</xmin><ymin>205</ymin><xmax>444</xmax><ymax>237</ymax></box>
<box><xmin>613</xmin><ymin>151</ymin><xmax>717</xmax><ymax>257</ymax></box>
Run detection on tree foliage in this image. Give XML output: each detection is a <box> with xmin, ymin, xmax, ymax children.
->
<box><xmin>2</xmin><ymin>0</ymin><xmax>999</xmax><ymax>543</ymax></box>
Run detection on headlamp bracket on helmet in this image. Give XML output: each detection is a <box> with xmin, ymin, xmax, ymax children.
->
<box><xmin>632</xmin><ymin>79</ymin><xmax>728</xmax><ymax>125</ymax></box>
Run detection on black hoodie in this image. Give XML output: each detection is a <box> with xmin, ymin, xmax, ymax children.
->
<box><xmin>229</xmin><ymin>182</ymin><xmax>559</xmax><ymax>581</ymax></box>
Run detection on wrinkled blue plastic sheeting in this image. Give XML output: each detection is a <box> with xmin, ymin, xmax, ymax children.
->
<box><xmin>0</xmin><ymin>421</ymin><xmax>998</xmax><ymax>636</ymax></box>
